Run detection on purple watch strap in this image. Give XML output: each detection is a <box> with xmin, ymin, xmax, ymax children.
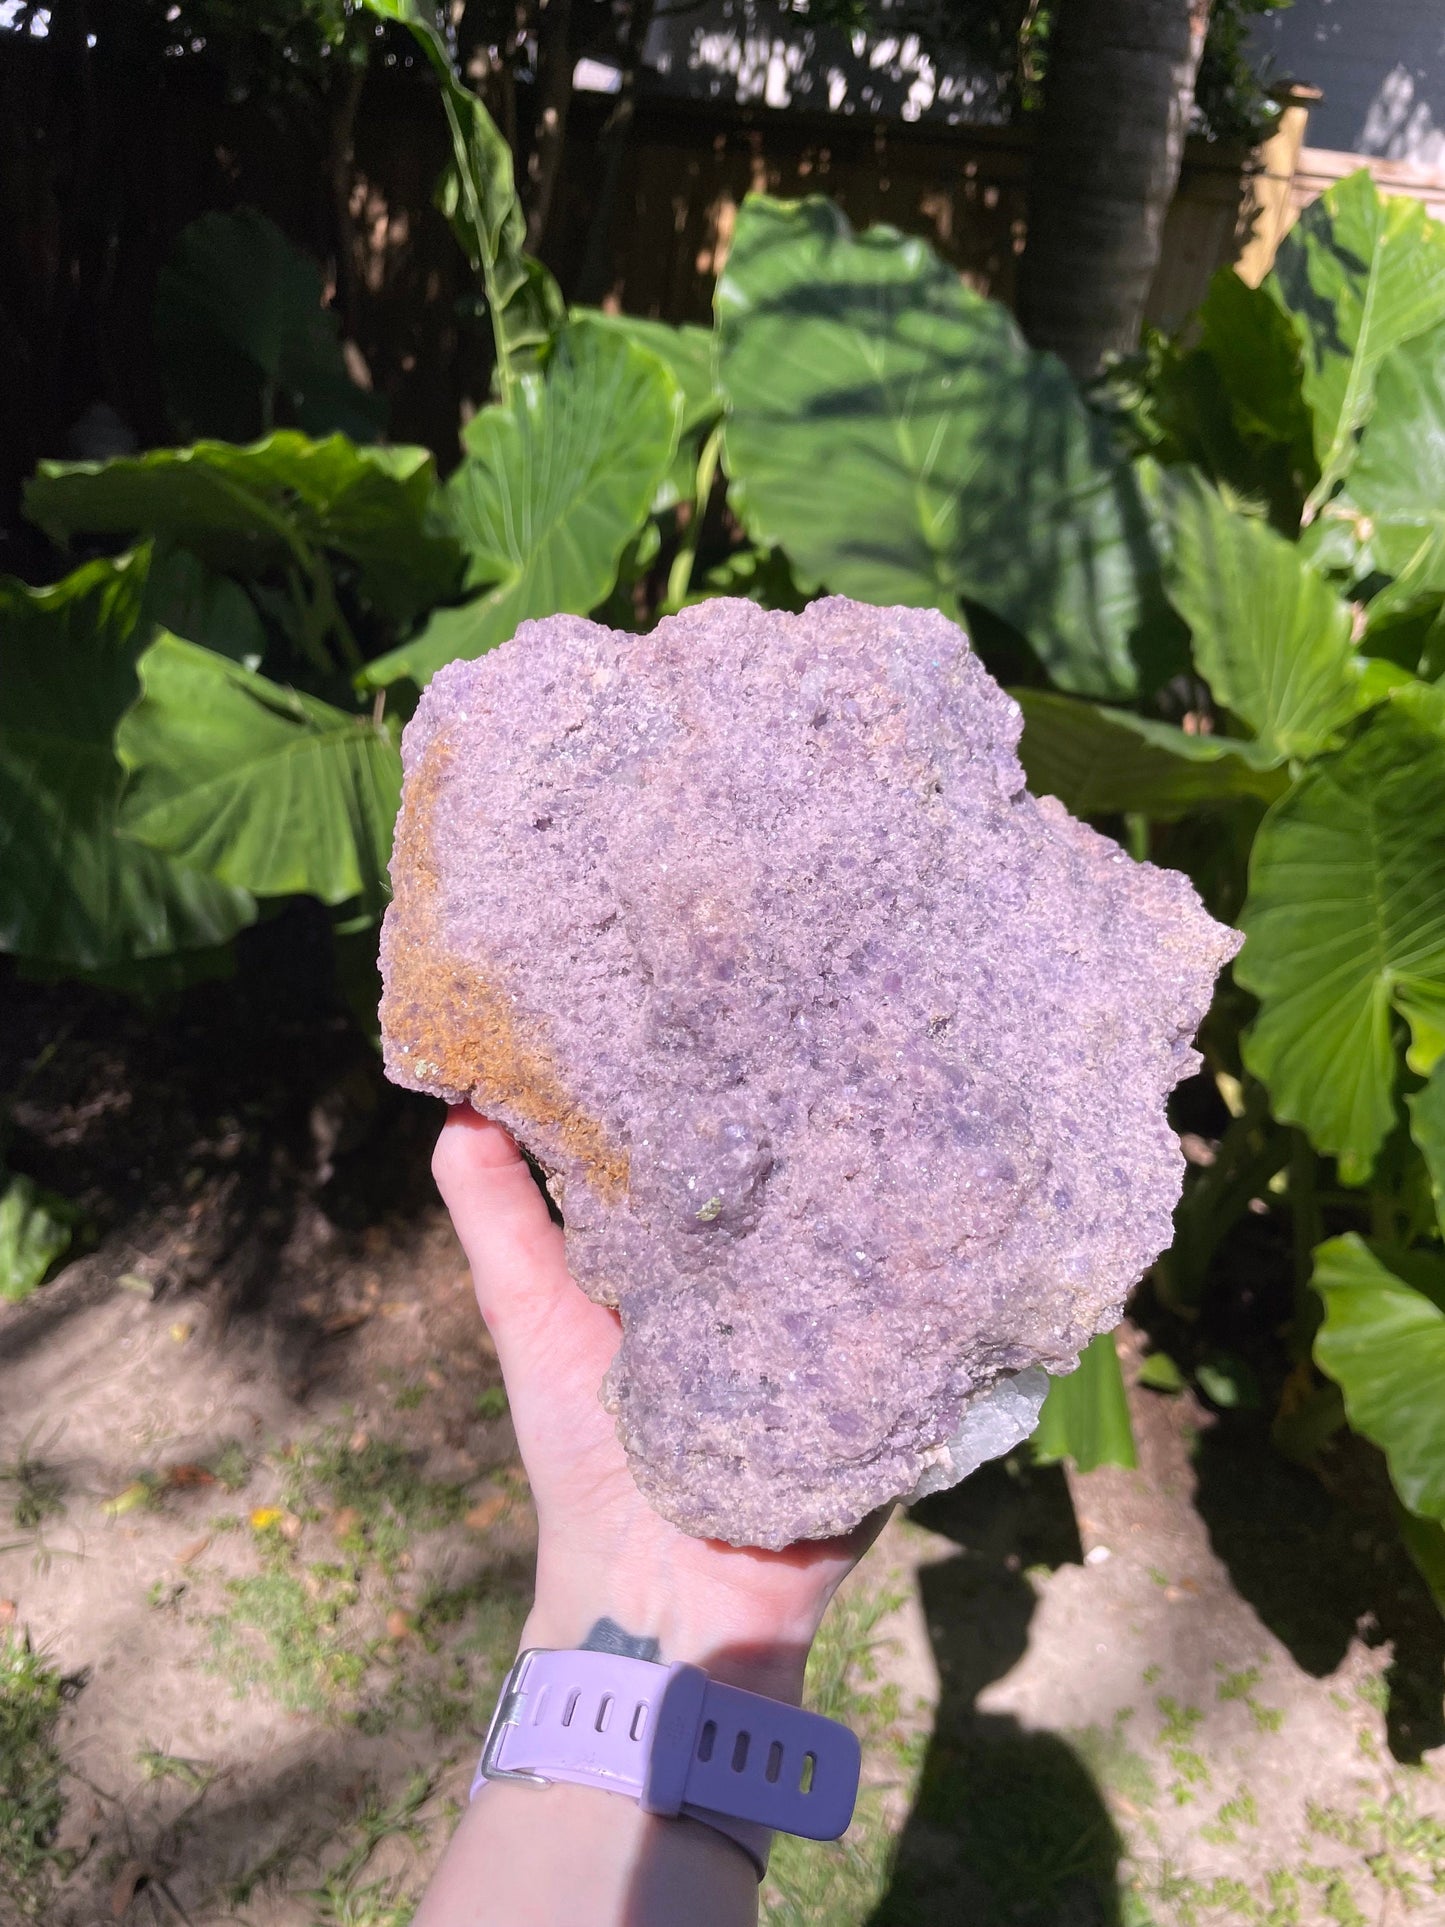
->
<box><xmin>470</xmin><ymin>1648</ymin><xmax>861</xmax><ymax>1878</ymax></box>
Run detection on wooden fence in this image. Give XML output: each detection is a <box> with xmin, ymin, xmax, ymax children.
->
<box><xmin>547</xmin><ymin>94</ymin><xmax>1257</xmax><ymax>334</ymax></box>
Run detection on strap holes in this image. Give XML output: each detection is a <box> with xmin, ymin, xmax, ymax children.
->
<box><xmin>697</xmin><ymin>1720</ymin><xmax>717</xmax><ymax>1763</ymax></box>
<box><xmin>799</xmin><ymin>1752</ymin><xmax>816</xmax><ymax>1794</ymax></box>
<box><xmin>765</xmin><ymin>1740</ymin><xmax>784</xmax><ymax>1784</ymax></box>
<box><xmin>630</xmin><ymin>1703</ymin><xmax>649</xmax><ymax>1742</ymax></box>
<box><xmin>595</xmin><ymin>1693</ymin><xmax>614</xmax><ymax>1733</ymax></box>
<box><xmin>561</xmin><ymin>1689</ymin><xmax>580</xmax><ymax>1729</ymax></box>
<box><xmin>731</xmin><ymin>1731</ymin><xmax>750</xmax><ymax>1773</ymax></box>
<box><xmin>531</xmin><ymin>1685</ymin><xmax>550</xmax><ymax>1725</ymax></box>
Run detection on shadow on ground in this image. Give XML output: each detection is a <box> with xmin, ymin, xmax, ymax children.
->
<box><xmin>1</xmin><ymin>908</ymin><xmax>442</xmax><ymax>1375</ymax></box>
<box><xmin>869</xmin><ymin>1458</ymin><xmax>1123</xmax><ymax>1927</ymax></box>
<box><xmin>1193</xmin><ymin>1411</ymin><xmax>1445</xmax><ymax>1763</ymax></box>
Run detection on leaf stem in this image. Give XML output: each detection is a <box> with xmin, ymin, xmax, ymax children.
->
<box><xmin>663</xmin><ymin>422</ymin><xmax>723</xmax><ymax>613</ymax></box>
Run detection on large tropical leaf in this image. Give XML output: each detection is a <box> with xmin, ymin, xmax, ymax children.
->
<box><xmin>361</xmin><ymin>318</ymin><xmax>682</xmax><ymax>688</ymax></box>
<box><xmin>1015</xmin><ymin>689</ymin><xmax>1286</xmax><ymax>820</ymax></box>
<box><xmin>1140</xmin><ymin>269</ymin><xmax>1318</xmax><ymax>536</ymax></box>
<box><xmin>585</xmin><ymin>312</ymin><xmax>723</xmax><ymax>509</ymax></box>
<box><xmin>1406</xmin><ymin>1059</ymin><xmax>1445</xmax><ymax>1239</ymax></box>
<box><xmin>361</xmin><ymin>0</ymin><xmax>561</xmax><ymax>383</ymax></box>
<box><xmin>0</xmin><ymin>558</ymin><xmax>255</xmax><ymax>971</ymax></box>
<box><xmin>155</xmin><ymin>208</ymin><xmax>385</xmax><ymax>444</ymax></box>
<box><xmin>1268</xmin><ymin>169</ymin><xmax>1445</xmax><ymax>511</ymax></box>
<box><xmin>1236</xmin><ymin>706</ymin><xmax>1445</xmax><ymax>1174</ymax></box>
<box><xmin>1197</xmin><ymin>267</ymin><xmax>1315</xmax><ymax>471</ymax></box>
<box><xmin>142</xmin><ymin>546</ymin><xmax>268</xmax><ymax>666</ymax></box>
<box><xmin>1345</xmin><ymin>320</ymin><xmax>1445</xmax><ymax>586</ymax></box>
<box><xmin>1312</xmin><ymin>1235</ymin><xmax>1445</xmax><ymax>1522</ymax></box>
<box><xmin>118</xmin><ymin>634</ymin><xmax>401</xmax><ymax>909</ymax></box>
<box><xmin>1032</xmin><ymin>1332</ymin><xmax>1137</xmax><ymax>1473</ymax></box>
<box><xmin>24</xmin><ymin>433</ymin><xmax>462</xmax><ymax>626</ymax></box>
<box><xmin>1163</xmin><ymin>469</ymin><xmax>1362</xmax><ymax>762</ymax></box>
<box><xmin>583</xmin><ymin>313</ymin><xmax>720</xmax><ymax>442</ymax></box>
<box><xmin>716</xmin><ymin>196</ymin><xmax>1173</xmax><ymax>699</ymax></box>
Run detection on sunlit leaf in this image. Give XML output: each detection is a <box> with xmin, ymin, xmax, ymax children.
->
<box><xmin>361</xmin><ymin>0</ymin><xmax>561</xmax><ymax>379</ymax></box>
<box><xmin>1162</xmin><ymin>468</ymin><xmax>1361</xmax><ymax>762</ymax></box>
<box><xmin>1346</xmin><ymin>320</ymin><xmax>1445</xmax><ymax>584</ymax></box>
<box><xmin>0</xmin><ymin>557</ymin><xmax>255</xmax><ymax>971</ymax></box>
<box><xmin>361</xmin><ymin>319</ymin><xmax>681</xmax><ymax>688</ymax></box>
<box><xmin>118</xmin><ymin>634</ymin><xmax>401</xmax><ymax>909</ymax></box>
<box><xmin>0</xmin><ymin>1171</ymin><xmax>76</xmax><ymax>1305</ymax></box>
<box><xmin>25</xmin><ymin>433</ymin><xmax>462</xmax><ymax>627</ymax></box>
<box><xmin>1032</xmin><ymin>1332</ymin><xmax>1137</xmax><ymax>1472</ymax></box>
<box><xmin>717</xmin><ymin>196</ymin><xmax>1174</xmax><ymax>699</ymax></box>
<box><xmin>1312</xmin><ymin>1234</ymin><xmax>1445</xmax><ymax>1522</ymax></box>
<box><xmin>1236</xmin><ymin>708</ymin><xmax>1445</xmax><ymax>1172</ymax></box>
<box><xmin>1268</xmin><ymin>169</ymin><xmax>1445</xmax><ymax>509</ymax></box>
<box><xmin>1015</xmin><ymin>688</ymin><xmax>1286</xmax><ymax>819</ymax></box>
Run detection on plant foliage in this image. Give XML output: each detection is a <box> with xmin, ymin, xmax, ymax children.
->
<box><xmin>7</xmin><ymin>31</ymin><xmax>1445</xmax><ymax>1619</ymax></box>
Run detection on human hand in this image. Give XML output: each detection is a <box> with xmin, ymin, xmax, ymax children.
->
<box><xmin>433</xmin><ymin>1106</ymin><xmax>883</xmax><ymax>1703</ymax></box>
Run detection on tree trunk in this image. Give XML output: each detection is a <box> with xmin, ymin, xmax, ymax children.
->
<box><xmin>1016</xmin><ymin>0</ymin><xmax>1210</xmax><ymax>382</ymax></box>
<box><xmin>522</xmin><ymin>0</ymin><xmax>574</xmax><ymax>253</ymax></box>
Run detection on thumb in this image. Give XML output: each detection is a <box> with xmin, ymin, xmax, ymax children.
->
<box><xmin>431</xmin><ymin>1107</ymin><xmax>617</xmax><ymax>1365</ymax></box>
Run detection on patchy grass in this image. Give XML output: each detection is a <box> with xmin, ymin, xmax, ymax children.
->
<box><xmin>358</xmin><ymin>1565</ymin><xmax>529</xmax><ymax>1741</ymax></box>
<box><xmin>209</xmin><ymin>1438</ymin><xmax>252</xmax><ymax>1492</ymax></box>
<box><xmin>136</xmin><ymin>1740</ymin><xmax>215</xmax><ymax>1789</ymax></box>
<box><xmin>201</xmin><ymin>1425</ymin><xmax>529</xmax><ymax>1737</ymax></box>
<box><xmin>1215</xmin><ymin>1664</ymin><xmax>1284</xmax><ymax>1735</ymax></box>
<box><xmin>1072</xmin><ymin>1707</ymin><xmax>1158</xmax><ymax>1815</ymax></box>
<box><xmin>279</xmin><ymin>1429</ymin><xmax>472</xmax><ymax>1574</ymax></box>
<box><xmin>1157</xmin><ymin>1697</ymin><xmax>1210</xmax><ymax>1806</ymax></box>
<box><xmin>302</xmin><ymin>1771</ymin><xmax>432</xmax><ymax>1927</ymax></box>
<box><xmin>206</xmin><ymin>1558</ymin><xmax>369</xmax><ymax>1715</ymax></box>
<box><xmin>762</xmin><ymin>1581</ymin><xmax>915</xmax><ymax>1927</ymax></box>
<box><xmin>0</xmin><ymin>1629</ymin><xmax>73</xmax><ymax>1922</ymax></box>
<box><xmin>0</xmin><ymin>1427</ymin><xmax>69</xmax><ymax>1563</ymax></box>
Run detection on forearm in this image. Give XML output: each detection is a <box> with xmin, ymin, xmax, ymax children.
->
<box><xmin>413</xmin><ymin>1549</ymin><xmax>819</xmax><ymax>1927</ymax></box>
<box><xmin>414</xmin><ymin>1776</ymin><xmax>759</xmax><ymax>1927</ymax></box>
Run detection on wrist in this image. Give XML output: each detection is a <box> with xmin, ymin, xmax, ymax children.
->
<box><xmin>523</xmin><ymin>1548</ymin><xmax>818</xmax><ymax>1705</ymax></box>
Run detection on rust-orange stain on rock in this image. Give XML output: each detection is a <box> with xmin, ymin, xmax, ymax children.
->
<box><xmin>380</xmin><ymin>732</ymin><xmax>630</xmax><ymax>1199</ymax></box>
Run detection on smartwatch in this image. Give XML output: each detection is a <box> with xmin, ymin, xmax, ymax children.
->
<box><xmin>471</xmin><ymin>1647</ymin><xmax>862</xmax><ymax>1878</ymax></box>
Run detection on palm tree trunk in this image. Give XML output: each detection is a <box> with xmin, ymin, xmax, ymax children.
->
<box><xmin>1017</xmin><ymin>0</ymin><xmax>1210</xmax><ymax>381</ymax></box>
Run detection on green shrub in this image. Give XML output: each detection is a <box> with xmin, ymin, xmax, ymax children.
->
<box><xmin>4</xmin><ymin>0</ymin><xmax>1445</xmax><ymax>1613</ymax></box>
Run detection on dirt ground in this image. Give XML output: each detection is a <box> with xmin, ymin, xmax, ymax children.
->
<box><xmin>4</xmin><ymin>952</ymin><xmax>1445</xmax><ymax>1927</ymax></box>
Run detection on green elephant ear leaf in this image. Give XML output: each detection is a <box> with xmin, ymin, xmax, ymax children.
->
<box><xmin>361</xmin><ymin>318</ymin><xmax>682</xmax><ymax>689</ymax></box>
<box><xmin>1345</xmin><ymin>319</ymin><xmax>1445</xmax><ymax>585</ymax></box>
<box><xmin>1236</xmin><ymin>706</ymin><xmax>1445</xmax><ymax>1175</ymax></box>
<box><xmin>1406</xmin><ymin>1059</ymin><xmax>1445</xmax><ymax>1240</ymax></box>
<box><xmin>155</xmin><ymin>208</ymin><xmax>385</xmax><ymax>445</ymax></box>
<box><xmin>1267</xmin><ymin>168</ymin><xmax>1445</xmax><ymax>512</ymax></box>
<box><xmin>1015</xmin><ymin>689</ymin><xmax>1287</xmax><ymax>819</ymax></box>
<box><xmin>118</xmin><ymin>634</ymin><xmax>401</xmax><ymax>910</ymax></box>
<box><xmin>1032</xmin><ymin>1332</ymin><xmax>1137</xmax><ymax>1473</ymax></box>
<box><xmin>0</xmin><ymin>557</ymin><xmax>256</xmax><ymax>972</ymax></box>
<box><xmin>142</xmin><ymin>546</ymin><xmax>268</xmax><ymax>666</ymax></box>
<box><xmin>0</xmin><ymin>1170</ymin><xmax>78</xmax><ymax>1305</ymax></box>
<box><xmin>716</xmin><ymin>195</ymin><xmax>1173</xmax><ymax>700</ymax></box>
<box><xmin>1162</xmin><ymin>469</ymin><xmax>1362</xmax><ymax>762</ymax></box>
<box><xmin>24</xmin><ymin>433</ymin><xmax>462</xmax><ymax>627</ymax></box>
<box><xmin>1312</xmin><ymin>1234</ymin><xmax>1445</xmax><ymax>1522</ymax></box>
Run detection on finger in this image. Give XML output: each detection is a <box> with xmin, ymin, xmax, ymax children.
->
<box><xmin>432</xmin><ymin>1107</ymin><xmax>617</xmax><ymax>1361</ymax></box>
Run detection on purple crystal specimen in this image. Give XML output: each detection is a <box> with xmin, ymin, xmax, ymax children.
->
<box><xmin>380</xmin><ymin>597</ymin><xmax>1238</xmax><ymax>1548</ymax></box>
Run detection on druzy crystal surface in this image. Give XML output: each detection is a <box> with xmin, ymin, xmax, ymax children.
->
<box><xmin>380</xmin><ymin>597</ymin><xmax>1238</xmax><ymax>1548</ymax></box>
